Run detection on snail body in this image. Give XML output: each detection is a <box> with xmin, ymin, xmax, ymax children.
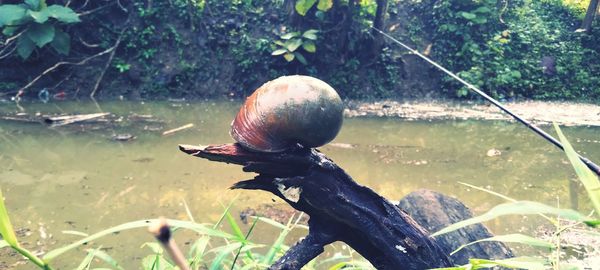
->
<box><xmin>231</xmin><ymin>75</ymin><xmax>344</xmax><ymax>152</ymax></box>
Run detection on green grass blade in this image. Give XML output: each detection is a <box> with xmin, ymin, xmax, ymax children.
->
<box><xmin>61</xmin><ymin>230</ymin><xmax>89</xmax><ymax>237</ymax></box>
<box><xmin>469</xmin><ymin>256</ymin><xmax>548</xmax><ymax>270</ymax></box>
<box><xmin>458</xmin><ymin>182</ymin><xmax>517</xmax><ymax>202</ymax></box>
<box><xmin>209</xmin><ymin>242</ymin><xmax>243</xmax><ymax>270</ymax></box>
<box><xmin>44</xmin><ymin>219</ymin><xmax>235</xmax><ymax>261</ymax></box>
<box><xmin>554</xmin><ymin>123</ymin><xmax>600</xmax><ymax>216</ymax></box>
<box><xmin>252</xmin><ymin>216</ymin><xmax>287</xmax><ymax>230</ymax></box>
<box><xmin>431</xmin><ymin>201</ymin><xmax>590</xmax><ymax>237</ymax></box>
<box><xmin>181</xmin><ymin>199</ymin><xmax>196</xmax><ymax>223</ymax></box>
<box><xmin>75</xmin><ymin>247</ymin><xmax>100</xmax><ymax>270</ymax></box>
<box><xmin>89</xmin><ymin>248</ymin><xmax>124</xmax><ymax>270</ymax></box>
<box><xmin>231</xmin><ymin>216</ymin><xmax>260</xmax><ymax>269</ymax></box>
<box><xmin>0</xmin><ymin>240</ymin><xmax>8</xmax><ymax>249</ymax></box>
<box><xmin>225</xmin><ymin>210</ymin><xmax>245</xmax><ymax>241</ymax></box>
<box><xmin>189</xmin><ymin>236</ymin><xmax>210</xmax><ymax>268</ymax></box>
<box><xmin>0</xmin><ymin>188</ymin><xmax>19</xmax><ymax>247</ymax></box>
<box><xmin>261</xmin><ymin>214</ymin><xmax>304</xmax><ymax>265</ymax></box>
<box><xmin>450</xmin><ymin>233</ymin><xmax>555</xmax><ymax>255</ymax></box>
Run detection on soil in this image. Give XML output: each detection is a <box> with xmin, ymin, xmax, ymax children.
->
<box><xmin>345</xmin><ymin>100</ymin><xmax>600</xmax><ymax>127</ymax></box>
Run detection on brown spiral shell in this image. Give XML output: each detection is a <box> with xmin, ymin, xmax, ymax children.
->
<box><xmin>230</xmin><ymin>75</ymin><xmax>344</xmax><ymax>152</ymax></box>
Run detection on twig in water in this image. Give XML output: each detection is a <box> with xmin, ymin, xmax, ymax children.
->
<box><xmin>148</xmin><ymin>217</ymin><xmax>191</xmax><ymax>270</ymax></box>
<box><xmin>162</xmin><ymin>123</ymin><xmax>195</xmax><ymax>136</ymax></box>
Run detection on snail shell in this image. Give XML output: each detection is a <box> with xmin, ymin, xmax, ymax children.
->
<box><xmin>231</xmin><ymin>75</ymin><xmax>344</xmax><ymax>152</ymax></box>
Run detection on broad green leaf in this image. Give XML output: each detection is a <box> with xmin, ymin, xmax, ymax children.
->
<box><xmin>460</xmin><ymin>12</ymin><xmax>476</xmax><ymax>20</ymax></box>
<box><xmin>586</xmin><ymin>219</ymin><xmax>600</xmax><ymax>226</ymax></box>
<box><xmin>450</xmin><ymin>234</ymin><xmax>555</xmax><ymax>255</ymax></box>
<box><xmin>280</xmin><ymin>31</ymin><xmax>300</xmax><ymax>40</ymax></box>
<box><xmin>46</xmin><ymin>5</ymin><xmax>80</xmax><ymax>23</ymax></box>
<box><xmin>0</xmin><ymin>5</ymin><xmax>27</xmax><ymax>27</ymax></box>
<box><xmin>294</xmin><ymin>52</ymin><xmax>307</xmax><ymax>65</ymax></box>
<box><xmin>0</xmin><ymin>240</ymin><xmax>8</xmax><ymax>249</ymax></box>
<box><xmin>295</xmin><ymin>0</ymin><xmax>317</xmax><ymax>16</ymax></box>
<box><xmin>43</xmin><ymin>219</ymin><xmax>234</xmax><ymax>261</ymax></box>
<box><xmin>302</xmin><ymin>29</ymin><xmax>318</xmax><ymax>40</ymax></box>
<box><xmin>273</xmin><ymin>40</ymin><xmax>286</xmax><ymax>46</ymax></box>
<box><xmin>26</xmin><ymin>23</ymin><xmax>55</xmax><ymax>47</ymax></box>
<box><xmin>27</xmin><ymin>9</ymin><xmax>49</xmax><ymax>23</ymax></box>
<box><xmin>472</xmin><ymin>17</ymin><xmax>487</xmax><ymax>24</ymax></box>
<box><xmin>271</xmin><ymin>49</ymin><xmax>288</xmax><ymax>56</ymax></box>
<box><xmin>283</xmin><ymin>52</ymin><xmax>295</xmax><ymax>62</ymax></box>
<box><xmin>472</xmin><ymin>7</ymin><xmax>491</xmax><ymax>14</ymax></box>
<box><xmin>51</xmin><ymin>28</ymin><xmax>70</xmax><ymax>55</ymax></box>
<box><xmin>554</xmin><ymin>123</ymin><xmax>600</xmax><ymax>216</ymax></box>
<box><xmin>431</xmin><ymin>201</ymin><xmax>591</xmax><ymax>237</ymax></box>
<box><xmin>0</xmin><ymin>189</ymin><xmax>18</xmax><ymax>247</ymax></box>
<box><xmin>302</xmin><ymin>41</ymin><xmax>316</xmax><ymax>52</ymax></box>
<box><xmin>317</xmin><ymin>0</ymin><xmax>333</xmax><ymax>11</ymax></box>
<box><xmin>25</xmin><ymin>0</ymin><xmax>40</xmax><ymax>10</ymax></box>
<box><xmin>285</xmin><ymin>38</ymin><xmax>302</xmax><ymax>52</ymax></box>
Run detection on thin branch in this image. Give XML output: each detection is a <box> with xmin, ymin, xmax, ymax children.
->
<box><xmin>2</xmin><ymin>30</ymin><xmax>25</xmax><ymax>46</ymax></box>
<box><xmin>78</xmin><ymin>37</ymin><xmax>102</xmax><ymax>48</ymax></box>
<box><xmin>14</xmin><ymin>46</ymin><xmax>116</xmax><ymax>98</ymax></box>
<box><xmin>77</xmin><ymin>2</ymin><xmax>116</xmax><ymax>17</ymax></box>
<box><xmin>90</xmin><ymin>26</ymin><xmax>126</xmax><ymax>98</ymax></box>
<box><xmin>0</xmin><ymin>43</ymin><xmax>17</xmax><ymax>60</ymax></box>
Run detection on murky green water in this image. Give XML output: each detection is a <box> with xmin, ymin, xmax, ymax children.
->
<box><xmin>1</xmin><ymin>100</ymin><xmax>599</xmax><ymax>269</ymax></box>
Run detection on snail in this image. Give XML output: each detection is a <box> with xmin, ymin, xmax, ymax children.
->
<box><xmin>230</xmin><ymin>75</ymin><xmax>344</xmax><ymax>152</ymax></box>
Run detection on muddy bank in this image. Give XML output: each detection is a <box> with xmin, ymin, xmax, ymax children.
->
<box><xmin>345</xmin><ymin>100</ymin><xmax>600</xmax><ymax>127</ymax></box>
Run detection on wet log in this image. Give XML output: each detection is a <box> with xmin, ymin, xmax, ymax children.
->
<box><xmin>398</xmin><ymin>189</ymin><xmax>513</xmax><ymax>265</ymax></box>
<box><xmin>180</xmin><ymin>143</ymin><xmax>452</xmax><ymax>269</ymax></box>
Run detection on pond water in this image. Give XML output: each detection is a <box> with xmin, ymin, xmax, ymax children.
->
<box><xmin>1</xmin><ymin>100</ymin><xmax>599</xmax><ymax>269</ymax></box>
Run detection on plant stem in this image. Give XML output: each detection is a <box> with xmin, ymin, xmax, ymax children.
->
<box><xmin>12</xmin><ymin>245</ymin><xmax>53</xmax><ymax>270</ymax></box>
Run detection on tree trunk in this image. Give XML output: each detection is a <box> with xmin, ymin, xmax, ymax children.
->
<box><xmin>370</xmin><ymin>0</ymin><xmax>389</xmax><ymax>56</ymax></box>
<box><xmin>580</xmin><ymin>0</ymin><xmax>600</xmax><ymax>33</ymax></box>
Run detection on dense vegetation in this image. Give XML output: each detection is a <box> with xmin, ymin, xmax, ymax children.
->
<box><xmin>0</xmin><ymin>0</ymin><xmax>599</xmax><ymax>100</ymax></box>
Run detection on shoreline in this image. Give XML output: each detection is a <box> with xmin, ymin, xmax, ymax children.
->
<box><xmin>2</xmin><ymin>99</ymin><xmax>600</xmax><ymax>127</ymax></box>
<box><xmin>344</xmin><ymin>100</ymin><xmax>600</xmax><ymax>127</ymax></box>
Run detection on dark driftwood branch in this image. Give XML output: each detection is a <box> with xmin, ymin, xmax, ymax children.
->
<box><xmin>180</xmin><ymin>143</ymin><xmax>453</xmax><ymax>269</ymax></box>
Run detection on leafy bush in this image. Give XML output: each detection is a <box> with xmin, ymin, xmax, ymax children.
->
<box><xmin>0</xmin><ymin>0</ymin><xmax>80</xmax><ymax>59</ymax></box>
<box><xmin>271</xmin><ymin>29</ymin><xmax>318</xmax><ymax>65</ymax></box>
<box><xmin>413</xmin><ymin>0</ymin><xmax>600</xmax><ymax>100</ymax></box>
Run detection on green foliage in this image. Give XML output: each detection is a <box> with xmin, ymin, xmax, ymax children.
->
<box><xmin>0</xmin><ymin>0</ymin><xmax>79</xmax><ymax>60</ymax></box>
<box><xmin>295</xmin><ymin>0</ymin><xmax>333</xmax><ymax>16</ymax></box>
<box><xmin>412</xmin><ymin>0</ymin><xmax>600</xmax><ymax>100</ymax></box>
<box><xmin>271</xmin><ymin>29</ymin><xmax>318</xmax><ymax>65</ymax></box>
